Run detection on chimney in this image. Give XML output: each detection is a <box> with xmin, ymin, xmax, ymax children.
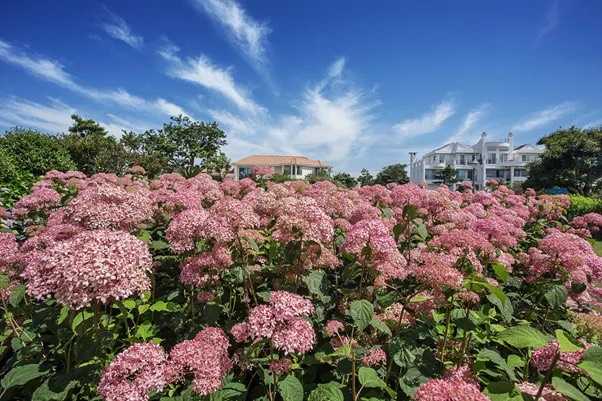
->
<box><xmin>409</xmin><ymin>152</ymin><xmax>416</xmax><ymax>164</ymax></box>
<box><xmin>507</xmin><ymin>132</ymin><xmax>514</xmax><ymax>160</ymax></box>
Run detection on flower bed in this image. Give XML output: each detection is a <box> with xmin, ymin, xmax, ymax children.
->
<box><xmin>1</xmin><ymin>171</ymin><xmax>602</xmax><ymax>401</ymax></box>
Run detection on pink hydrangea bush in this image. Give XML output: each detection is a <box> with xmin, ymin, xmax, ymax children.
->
<box><xmin>3</xmin><ymin>170</ymin><xmax>602</xmax><ymax>401</ymax></box>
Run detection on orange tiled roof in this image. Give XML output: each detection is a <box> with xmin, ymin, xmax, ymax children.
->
<box><xmin>234</xmin><ymin>155</ymin><xmax>330</xmax><ymax>168</ymax></box>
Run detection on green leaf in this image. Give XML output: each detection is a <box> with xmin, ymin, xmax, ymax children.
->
<box><xmin>498</xmin><ymin>325</ymin><xmax>548</xmax><ymax>349</ymax></box>
<box><xmin>358</xmin><ymin>367</ymin><xmax>386</xmax><ymax>389</ymax></box>
<box><xmin>349</xmin><ymin>300</ymin><xmax>374</xmax><ymax>331</ymax></box>
<box><xmin>578</xmin><ymin>346</ymin><xmax>602</xmax><ymax>386</ymax></box>
<box><xmin>545</xmin><ymin>286</ymin><xmax>567</xmax><ymax>308</ymax></box>
<box><xmin>555</xmin><ymin>330</ymin><xmax>581</xmax><ymax>352</ymax></box>
<box><xmin>491</xmin><ymin>262</ymin><xmax>510</xmax><ymax>283</ymax></box>
<box><xmin>150</xmin><ymin>300</ymin><xmax>170</xmax><ymax>312</ymax></box>
<box><xmin>57</xmin><ymin>306</ymin><xmax>69</xmax><ymax>325</ymax></box>
<box><xmin>551</xmin><ymin>377</ymin><xmax>590</xmax><ymax>401</ymax></box>
<box><xmin>0</xmin><ymin>273</ymin><xmax>10</xmax><ymax>289</ymax></box>
<box><xmin>307</xmin><ymin>382</ymin><xmax>344</xmax><ymax>401</ymax></box>
<box><xmin>32</xmin><ymin>378</ymin><xmax>77</xmax><ymax>401</ymax></box>
<box><xmin>278</xmin><ymin>375</ymin><xmax>303</xmax><ymax>401</ymax></box>
<box><xmin>484</xmin><ymin>381</ymin><xmax>520</xmax><ymax>401</ymax></box>
<box><xmin>370</xmin><ymin>319</ymin><xmax>392</xmax><ymax>336</ymax></box>
<box><xmin>150</xmin><ymin>240</ymin><xmax>170</xmax><ymax>250</ymax></box>
<box><xmin>1</xmin><ymin>364</ymin><xmax>48</xmax><ymax>390</ymax></box>
<box><xmin>210</xmin><ymin>381</ymin><xmax>247</xmax><ymax>401</ymax></box>
<box><xmin>303</xmin><ymin>270</ymin><xmax>326</xmax><ymax>297</ymax></box>
<box><xmin>71</xmin><ymin>310</ymin><xmax>94</xmax><ymax>332</ymax></box>
<box><xmin>135</xmin><ymin>321</ymin><xmax>156</xmax><ymax>340</ymax></box>
<box><xmin>409</xmin><ymin>293</ymin><xmax>433</xmax><ymax>303</ymax></box>
<box><xmin>122</xmin><ymin>299</ymin><xmax>137</xmax><ymax>309</ymax></box>
<box><xmin>9</xmin><ymin>284</ymin><xmax>26</xmax><ymax>307</ymax></box>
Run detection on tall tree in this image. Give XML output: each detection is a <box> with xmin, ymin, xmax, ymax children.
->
<box><xmin>524</xmin><ymin>126</ymin><xmax>602</xmax><ymax>195</ymax></box>
<box><xmin>62</xmin><ymin>114</ymin><xmax>129</xmax><ymax>175</ymax></box>
<box><xmin>374</xmin><ymin>163</ymin><xmax>409</xmax><ymax>185</ymax></box>
<box><xmin>129</xmin><ymin>116</ymin><xmax>229</xmax><ymax>178</ymax></box>
<box><xmin>438</xmin><ymin>165</ymin><xmax>458</xmax><ymax>186</ymax></box>
<box><xmin>357</xmin><ymin>168</ymin><xmax>374</xmax><ymax>186</ymax></box>
<box><xmin>332</xmin><ymin>172</ymin><xmax>357</xmax><ymax>188</ymax></box>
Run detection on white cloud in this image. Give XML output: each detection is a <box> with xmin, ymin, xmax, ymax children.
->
<box><xmin>511</xmin><ymin>102</ymin><xmax>576</xmax><ymax>132</ymax></box>
<box><xmin>213</xmin><ymin>58</ymin><xmax>376</xmax><ymax>163</ymax></box>
<box><xmin>0</xmin><ymin>39</ymin><xmax>187</xmax><ymax>117</ymax></box>
<box><xmin>208</xmin><ymin>109</ymin><xmax>257</xmax><ymax>135</ymax></box>
<box><xmin>0</xmin><ymin>97</ymin><xmax>76</xmax><ymax>133</ymax></box>
<box><xmin>393</xmin><ymin>100</ymin><xmax>455</xmax><ymax>138</ymax></box>
<box><xmin>192</xmin><ymin>0</ymin><xmax>270</xmax><ymax>67</ymax></box>
<box><xmin>328</xmin><ymin>57</ymin><xmax>346</xmax><ymax>80</ymax></box>
<box><xmin>101</xmin><ymin>12</ymin><xmax>144</xmax><ymax>48</ymax></box>
<box><xmin>159</xmin><ymin>46</ymin><xmax>263</xmax><ymax>114</ymax></box>
<box><xmin>447</xmin><ymin>103</ymin><xmax>490</xmax><ymax>144</ymax></box>
<box><xmin>0</xmin><ymin>39</ymin><xmax>75</xmax><ymax>87</ymax></box>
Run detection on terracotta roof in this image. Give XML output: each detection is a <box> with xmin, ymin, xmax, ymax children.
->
<box><xmin>234</xmin><ymin>155</ymin><xmax>330</xmax><ymax>168</ymax></box>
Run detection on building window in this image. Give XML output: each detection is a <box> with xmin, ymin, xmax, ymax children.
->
<box><xmin>439</xmin><ymin>154</ymin><xmax>445</xmax><ymax>163</ymax></box>
<box><xmin>500</xmin><ymin>153</ymin><xmax>508</xmax><ymax>162</ymax></box>
<box><xmin>283</xmin><ymin>166</ymin><xmax>291</xmax><ymax>175</ymax></box>
<box><xmin>459</xmin><ymin>154</ymin><xmax>466</xmax><ymax>165</ymax></box>
<box><xmin>425</xmin><ymin>169</ymin><xmax>437</xmax><ymax>180</ymax></box>
<box><xmin>514</xmin><ymin>168</ymin><xmax>527</xmax><ymax>177</ymax></box>
<box><xmin>487</xmin><ymin>153</ymin><xmax>497</xmax><ymax>164</ymax></box>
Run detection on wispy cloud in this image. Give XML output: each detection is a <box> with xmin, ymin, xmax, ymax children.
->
<box><xmin>511</xmin><ymin>102</ymin><xmax>576</xmax><ymax>132</ymax></box>
<box><xmin>0</xmin><ymin>97</ymin><xmax>76</xmax><ymax>133</ymax></box>
<box><xmin>447</xmin><ymin>103</ymin><xmax>490</xmax><ymax>144</ymax></box>
<box><xmin>213</xmin><ymin>58</ymin><xmax>376</xmax><ymax>163</ymax></box>
<box><xmin>0</xmin><ymin>39</ymin><xmax>186</xmax><ymax>117</ymax></box>
<box><xmin>536</xmin><ymin>0</ymin><xmax>560</xmax><ymax>42</ymax></box>
<box><xmin>159</xmin><ymin>43</ymin><xmax>263</xmax><ymax>114</ymax></box>
<box><xmin>191</xmin><ymin>0</ymin><xmax>270</xmax><ymax>68</ymax></box>
<box><xmin>101</xmin><ymin>11</ymin><xmax>144</xmax><ymax>49</ymax></box>
<box><xmin>393</xmin><ymin>100</ymin><xmax>455</xmax><ymax>138</ymax></box>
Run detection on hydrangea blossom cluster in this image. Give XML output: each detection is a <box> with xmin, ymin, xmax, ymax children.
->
<box><xmin>231</xmin><ymin>291</ymin><xmax>316</xmax><ymax>354</ymax></box>
<box><xmin>531</xmin><ymin>340</ymin><xmax>588</xmax><ymax>373</ymax></box>
<box><xmin>571</xmin><ymin>212</ymin><xmax>602</xmax><ymax>236</ymax></box>
<box><xmin>343</xmin><ymin>218</ymin><xmax>407</xmax><ymax>285</ymax></box>
<box><xmin>414</xmin><ymin>365</ymin><xmax>491</xmax><ymax>401</ymax></box>
<box><xmin>12</xmin><ymin>184</ymin><xmax>61</xmax><ymax>217</ymax></box>
<box><xmin>98</xmin><ymin>343</ymin><xmax>173</xmax><ymax>401</ymax></box>
<box><xmin>362</xmin><ymin>348</ymin><xmax>387</xmax><ymax>366</ymax></box>
<box><xmin>169</xmin><ymin>327</ymin><xmax>232</xmax><ymax>396</ymax></box>
<box><xmin>0</xmin><ymin>232</ymin><xmax>20</xmax><ymax>300</ymax></box>
<box><xmin>22</xmin><ymin>230</ymin><xmax>152</xmax><ymax>309</ymax></box>
<box><xmin>64</xmin><ymin>182</ymin><xmax>154</xmax><ymax>231</ymax></box>
<box><xmin>526</xmin><ymin>229</ymin><xmax>602</xmax><ymax>294</ymax></box>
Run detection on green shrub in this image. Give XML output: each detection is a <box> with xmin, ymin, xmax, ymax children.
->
<box><xmin>0</xmin><ymin>128</ymin><xmax>76</xmax><ymax>177</ymax></box>
<box><xmin>568</xmin><ymin>194</ymin><xmax>602</xmax><ymax>218</ymax></box>
<box><xmin>0</xmin><ymin>147</ymin><xmax>35</xmax><ymax>207</ymax></box>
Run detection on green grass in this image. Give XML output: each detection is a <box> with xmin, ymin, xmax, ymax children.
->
<box><xmin>589</xmin><ymin>239</ymin><xmax>602</xmax><ymax>256</ymax></box>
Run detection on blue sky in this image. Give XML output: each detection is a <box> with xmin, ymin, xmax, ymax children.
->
<box><xmin>0</xmin><ymin>0</ymin><xmax>601</xmax><ymax>174</ymax></box>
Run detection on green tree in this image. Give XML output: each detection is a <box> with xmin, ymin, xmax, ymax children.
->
<box><xmin>438</xmin><ymin>165</ymin><xmax>458</xmax><ymax>186</ymax></box>
<box><xmin>127</xmin><ymin>116</ymin><xmax>229</xmax><ymax>178</ymax></box>
<box><xmin>524</xmin><ymin>126</ymin><xmax>602</xmax><ymax>195</ymax></box>
<box><xmin>62</xmin><ymin>115</ymin><xmax>129</xmax><ymax>175</ymax></box>
<box><xmin>374</xmin><ymin>163</ymin><xmax>409</xmax><ymax>185</ymax></box>
<box><xmin>357</xmin><ymin>168</ymin><xmax>374</xmax><ymax>186</ymax></box>
<box><xmin>0</xmin><ymin>127</ymin><xmax>76</xmax><ymax>177</ymax></box>
<box><xmin>332</xmin><ymin>172</ymin><xmax>357</xmax><ymax>188</ymax></box>
<box><xmin>0</xmin><ymin>147</ymin><xmax>35</xmax><ymax>207</ymax></box>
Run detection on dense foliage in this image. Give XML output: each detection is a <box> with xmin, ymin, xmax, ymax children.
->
<box><xmin>525</xmin><ymin>127</ymin><xmax>602</xmax><ymax>196</ymax></box>
<box><xmin>1</xmin><ymin>170</ymin><xmax>602</xmax><ymax>401</ymax></box>
<box><xmin>567</xmin><ymin>195</ymin><xmax>602</xmax><ymax>219</ymax></box>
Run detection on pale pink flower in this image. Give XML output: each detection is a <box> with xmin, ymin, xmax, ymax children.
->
<box><xmin>362</xmin><ymin>348</ymin><xmax>387</xmax><ymax>366</ymax></box>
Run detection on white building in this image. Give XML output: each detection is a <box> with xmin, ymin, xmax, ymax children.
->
<box><xmin>233</xmin><ymin>155</ymin><xmax>331</xmax><ymax>180</ymax></box>
<box><xmin>409</xmin><ymin>132</ymin><xmax>545</xmax><ymax>190</ymax></box>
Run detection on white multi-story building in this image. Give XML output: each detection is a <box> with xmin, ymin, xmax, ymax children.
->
<box><xmin>233</xmin><ymin>155</ymin><xmax>331</xmax><ymax>180</ymax></box>
<box><xmin>409</xmin><ymin>132</ymin><xmax>545</xmax><ymax>190</ymax></box>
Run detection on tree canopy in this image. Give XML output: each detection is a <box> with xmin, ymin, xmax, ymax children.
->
<box><xmin>438</xmin><ymin>165</ymin><xmax>458</xmax><ymax>186</ymax></box>
<box><xmin>374</xmin><ymin>163</ymin><xmax>409</xmax><ymax>186</ymax></box>
<box><xmin>332</xmin><ymin>172</ymin><xmax>357</xmax><ymax>188</ymax></box>
<box><xmin>524</xmin><ymin>126</ymin><xmax>602</xmax><ymax>195</ymax></box>
<box><xmin>357</xmin><ymin>168</ymin><xmax>374</xmax><ymax>187</ymax></box>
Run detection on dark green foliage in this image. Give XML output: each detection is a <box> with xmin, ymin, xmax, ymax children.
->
<box><xmin>357</xmin><ymin>168</ymin><xmax>374</xmax><ymax>186</ymax></box>
<box><xmin>332</xmin><ymin>172</ymin><xmax>357</xmax><ymax>188</ymax></box>
<box><xmin>437</xmin><ymin>165</ymin><xmax>458</xmax><ymax>186</ymax></box>
<box><xmin>525</xmin><ymin>126</ymin><xmax>602</xmax><ymax>195</ymax></box>
<box><xmin>61</xmin><ymin>115</ymin><xmax>129</xmax><ymax>176</ymax></box>
<box><xmin>374</xmin><ymin>163</ymin><xmax>409</xmax><ymax>185</ymax></box>
<box><xmin>123</xmin><ymin>115</ymin><xmax>230</xmax><ymax>178</ymax></box>
<box><xmin>0</xmin><ymin>128</ymin><xmax>76</xmax><ymax>177</ymax></box>
<box><xmin>0</xmin><ymin>147</ymin><xmax>35</xmax><ymax>207</ymax></box>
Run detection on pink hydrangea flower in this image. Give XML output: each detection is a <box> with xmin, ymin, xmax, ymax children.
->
<box><xmin>98</xmin><ymin>343</ymin><xmax>173</xmax><ymax>401</ymax></box>
<box><xmin>324</xmin><ymin>320</ymin><xmax>345</xmax><ymax>337</ymax></box>
<box><xmin>362</xmin><ymin>348</ymin><xmax>387</xmax><ymax>366</ymax></box>
<box><xmin>22</xmin><ymin>230</ymin><xmax>152</xmax><ymax>309</ymax></box>
<box><xmin>415</xmin><ymin>365</ymin><xmax>490</xmax><ymax>401</ymax></box>
<box><xmin>169</xmin><ymin>327</ymin><xmax>232</xmax><ymax>396</ymax></box>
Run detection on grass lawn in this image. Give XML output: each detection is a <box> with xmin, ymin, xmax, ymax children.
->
<box><xmin>590</xmin><ymin>238</ymin><xmax>602</xmax><ymax>256</ymax></box>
